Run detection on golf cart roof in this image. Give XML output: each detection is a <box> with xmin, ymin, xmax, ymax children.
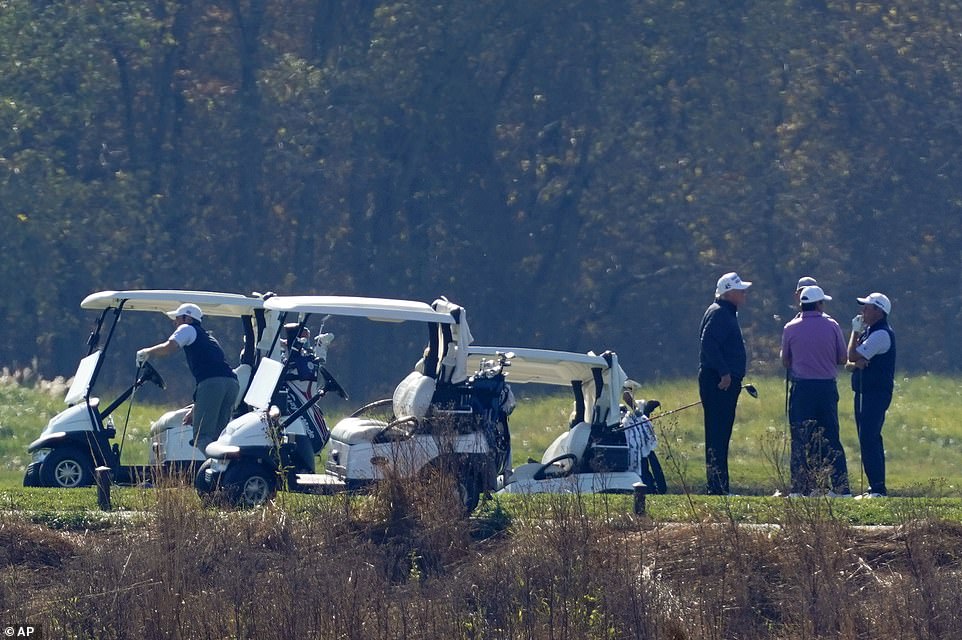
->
<box><xmin>466</xmin><ymin>346</ymin><xmax>615</xmax><ymax>386</ymax></box>
<box><xmin>81</xmin><ymin>290</ymin><xmax>264</xmax><ymax>317</ymax></box>
<box><xmin>467</xmin><ymin>346</ymin><xmax>629</xmax><ymax>427</ymax></box>
<box><xmin>264</xmin><ymin>295</ymin><xmax>456</xmax><ymax>324</ymax></box>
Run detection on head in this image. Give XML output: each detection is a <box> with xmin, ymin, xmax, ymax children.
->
<box><xmin>798</xmin><ymin>285</ymin><xmax>831</xmax><ymax>312</ymax></box>
<box><xmin>166</xmin><ymin>303</ymin><xmax>203</xmax><ymax>325</ymax></box>
<box><xmin>856</xmin><ymin>292</ymin><xmax>891</xmax><ymax>326</ymax></box>
<box><xmin>794</xmin><ymin>276</ymin><xmax>817</xmax><ymax>307</ymax></box>
<box><xmin>715</xmin><ymin>272</ymin><xmax>752</xmax><ymax>306</ymax></box>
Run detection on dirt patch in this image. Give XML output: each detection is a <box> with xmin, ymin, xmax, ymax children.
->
<box><xmin>0</xmin><ymin>520</ymin><xmax>77</xmax><ymax>569</ymax></box>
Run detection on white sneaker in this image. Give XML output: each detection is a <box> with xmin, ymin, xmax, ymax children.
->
<box><xmin>826</xmin><ymin>491</ymin><xmax>853</xmax><ymax>499</ymax></box>
<box><xmin>854</xmin><ymin>492</ymin><xmax>885</xmax><ymax>500</ymax></box>
<box><xmin>787</xmin><ymin>492</ymin><xmax>804</xmax><ymax>498</ymax></box>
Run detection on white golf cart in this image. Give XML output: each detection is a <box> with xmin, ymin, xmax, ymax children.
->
<box><xmin>23</xmin><ymin>290</ymin><xmax>282</xmax><ymax>488</ymax></box>
<box><xmin>302</xmin><ymin>344</ymin><xmax>656</xmax><ymax>509</ymax></box>
<box><xmin>464</xmin><ymin>347</ymin><xmax>659</xmax><ymax>496</ymax></box>
<box><xmin>196</xmin><ymin>295</ymin><xmax>492</xmax><ymax>508</ymax></box>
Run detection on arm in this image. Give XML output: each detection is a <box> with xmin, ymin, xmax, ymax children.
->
<box><xmin>780</xmin><ymin>329</ymin><xmax>792</xmax><ymax>370</ymax></box>
<box><xmin>700</xmin><ymin>309</ymin><xmax>731</xmax><ymax>378</ymax></box>
<box><xmin>834</xmin><ymin>323</ymin><xmax>848</xmax><ymax>366</ymax></box>
<box><xmin>846</xmin><ymin>330</ymin><xmax>871</xmax><ymax>370</ymax></box>
<box><xmin>140</xmin><ymin>339</ymin><xmax>181</xmax><ymax>360</ymax></box>
<box><xmin>137</xmin><ymin>325</ymin><xmax>194</xmax><ymax>365</ymax></box>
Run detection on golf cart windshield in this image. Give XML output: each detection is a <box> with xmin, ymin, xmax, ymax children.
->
<box><xmin>466</xmin><ymin>346</ymin><xmax>628</xmax><ymax>428</ymax></box>
<box><xmin>64</xmin><ymin>351</ymin><xmax>101</xmax><ymax>405</ymax></box>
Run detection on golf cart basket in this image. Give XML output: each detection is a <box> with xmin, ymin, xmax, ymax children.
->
<box><xmin>429</xmin><ymin>350</ymin><xmax>515</xmax><ymax>465</ymax></box>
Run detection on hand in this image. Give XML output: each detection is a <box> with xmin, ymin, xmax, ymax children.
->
<box><xmin>851</xmin><ymin>314</ymin><xmax>865</xmax><ymax>334</ymax></box>
<box><xmin>717</xmin><ymin>373</ymin><xmax>732</xmax><ymax>390</ymax></box>
<box><xmin>136</xmin><ymin>349</ymin><xmax>149</xmax><ymax>368</ymax></box>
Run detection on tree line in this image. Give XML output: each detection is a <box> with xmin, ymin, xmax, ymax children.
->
<box><xmin>2</xmin><ymin>0</ymin><xmax>960</xmax><ymax>399</ymax></box>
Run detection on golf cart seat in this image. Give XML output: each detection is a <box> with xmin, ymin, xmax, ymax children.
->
<box><xmin>540</xmin><ymin>421</ymin><xmax>592</xmax><ymax>468</ymax></box>
<box><xmin>329</xmin><ymin>371</ymin><xmax>437</xmax><ymax>445</ymax></box>
<box><xmin>329</xmin><ymin>417</ymin><xmax>389</xmax><ymax>444</ymax></box>
<box><xmin>392</xmin><ymin>371</ymin><xmax>436</xmax><ymax>421</ymax></box>
<box><xmin>234</xmin><ymin>363</ymin><xmax>253</xmax><ymax>405</ymax></box>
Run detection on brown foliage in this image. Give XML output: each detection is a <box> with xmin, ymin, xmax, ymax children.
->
<box><xmin>3</xmin><ymin>487</ymin><xmax>962</xmax><ymax>639</ymax></box>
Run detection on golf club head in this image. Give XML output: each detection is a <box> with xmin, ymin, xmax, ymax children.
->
<box><xmin>642</xmin><ymin>399</ymin><xmax>661</xmax><ymax>415</ymax></box>
<box><xmin>744</xmin><ymin>383</ymin><xmax>758</xmax><ymax>398</ymax></box>
<box><xmin>138</xmin><ymin>361</ymin><xmax>166</xmax><ymax>390</ymax></box>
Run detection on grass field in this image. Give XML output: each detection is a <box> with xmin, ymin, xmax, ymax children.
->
<box><xmin>2</xmin><ymin>372</ymin><xmax>961</xmax><ymax>504</ymax></box>
<box><xmin>6</xmin><ymin>375</ymin><xmax>962</xmax><ymax>639</ymax></box>
<box><xmin>509</xmin><ymin>373</ymin><xmax>962</xmax><ymax>498</ymax></box>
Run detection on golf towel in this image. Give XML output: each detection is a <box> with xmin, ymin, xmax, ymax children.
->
<box><xmin>621</xmin><ymin>409</ymin><xmax>657</xmax><ymax>474</ymax></box>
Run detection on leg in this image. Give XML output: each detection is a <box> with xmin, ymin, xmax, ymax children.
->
<box><xmin>819</xmin><ymin>385</ymin><xmax>849</xmax><ymax>494</ymax></box>
<box><xmin>700</xmin><ymin>371</ymin><xmax>740</xmax><ymax>495</ymax></box>
<box><xmin>788</xmin><ymin>382</ymin><xmax>818</xmax><ymax>494</ymax></box>
<box><xmin>788</xmin><ymin>421</ymin><xmax>814</xmax><ymax>495</ymax></box>
<box><xmin>855</xmin><ymin>390</ymin><xmax>891</xmax><ymax>495</ymax></box>
<box><xmin>647</xmin><ymin>452</ymin><xmax>667</xmax><ymax>494</ymax></box>
<box><xmin>192</xmin><ymin>377</ymin><xmax>238</xmax><ymax>453</ymax></box>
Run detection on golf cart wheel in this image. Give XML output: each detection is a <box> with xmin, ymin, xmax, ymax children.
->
<box><xmin>194</xmin><ymin>459</ymin><xmax>224</xmax><ymax>506</ymax></box>
<box><xmin>223</xmin><ymin>461</ymin><xmax>277</xmax><ymax>507</ymax></box>
<box><xmin>39</xmin><ymin>447</ymin><xmax>94</xmax><ymax>488</ymax></box>
<box><xmin>420</xmin><ymin>462</ymin><xmax>481</xmax><ymax>515</ymax></box>
<box><xmin>23</xmin><ymin>462</ymin><xmax>41</xmax><ymax>487</ymax></box>
<box><xmin>458</xmin><ymin>472</ymin><xmax>481</xmax><ymax>515</ymax></box>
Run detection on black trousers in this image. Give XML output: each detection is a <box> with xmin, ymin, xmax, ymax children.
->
<box><xmin>699</xmin><ymin>369</ymin><xmax>742</xmax><ymax>495</ymax></box>
<box><xmin>788</xmin><ymin>379</ymin><xmax>849</xmax><ymax>494</ymax></box>
<box><xmin>854</xmin><ymin>388</ymin><xmax>892</xmax><ymax>495</ymax></box>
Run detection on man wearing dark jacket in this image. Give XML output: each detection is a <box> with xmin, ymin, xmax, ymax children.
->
<box><xmin>699</xmin><ymin>272</ymin><xmax>751</xmax><ymax>495</ymax></box>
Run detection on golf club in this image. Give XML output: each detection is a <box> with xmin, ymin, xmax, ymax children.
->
<box><xmin>643</xmin><ymin>383</ymin><xmax>759</xmax><ymax>422</ymax></box>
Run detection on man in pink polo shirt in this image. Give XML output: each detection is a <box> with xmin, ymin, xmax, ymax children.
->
<box><xmin>780</xmin><ymin>285</ymin><xmax>850</xmax><ymax>497</ymax></box>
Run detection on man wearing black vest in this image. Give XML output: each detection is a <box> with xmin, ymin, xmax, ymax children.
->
<box><xmin>846</xmin><ymin>292</ymin><xmax>895</xmax><ymax>499</ymax></box>
<box><xmin>136</xmin><ymin>303</ymin><xmax>239</xmax><ymax>453</ymax></box>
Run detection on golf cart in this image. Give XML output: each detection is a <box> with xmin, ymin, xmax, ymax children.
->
<box><xmin>456</xmin><ymin>347</ymin><xmax>658</xmax><ymax>496</ymax></box>
<box><xmin>194</xmin><ymin>304</ymin><xmax>349</xmax><ymax>507</ymax></box>
<box><xmin>198</xmin><ymin>295</ymin><xmax>495</xmax><ymax>509</ymax></box>
<box><xmin>23</xmin><ymin>290</ymin><xmax>281</xmax><ymax>488</ymax></box>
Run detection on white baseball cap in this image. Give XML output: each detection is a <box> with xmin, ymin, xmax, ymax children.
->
<box><xmin>856</xmin><ymin>292</ymin><xmax>891</xmax><ymax>315</ymax></box>
<box><xmin>799</xmin><ymin>285</ymin><xmax>831</xmax><ymax>303</ymax></box>
<box><xmin>796</xmin><ymin>276</ymin><xmax>818</xmax><ymax>291</ymax></box>
<box><xmin>715</xmin><ymin>272</ymin><xmax>752</xmax><ymax>297</ymax></box>
<box><xmin>166</xmin><ymin>303</ymin><xmax>204</xmax><ymax>321</ymax></box>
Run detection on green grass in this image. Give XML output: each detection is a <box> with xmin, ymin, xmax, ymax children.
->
<box><xmin>506</xmin><ymin>374</ymin><xmax>962</xmax><ymax>498</ymax></box>
<box><xmin>3</xmin><ymin>374</ymin><xmax>962</xmax><ymax>521</ymax></box>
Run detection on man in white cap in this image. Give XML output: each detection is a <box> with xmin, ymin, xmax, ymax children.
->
<box><xmin>780</xmin><ymin>285</ymin><xmax>850</xmax><ymax>497</ymax></box>
<box><xmin>847</xmin><ymin>292</ymin><xmax>895</xmax><ymax>498</ymax></box>
<box><xmin>136</xmin><ymin>303</ymin><xmax>239</xmax><ymax>454</ymax></box>
<box><xmin>698</xmin><ymin>271</ymin><xmax>751</xmax><ymax>495</ymax></box>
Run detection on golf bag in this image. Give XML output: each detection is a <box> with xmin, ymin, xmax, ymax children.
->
<box><xmin>620</xmin><ymin>406</ymin><xmax>667</xmax><ymax>494</ymax></box>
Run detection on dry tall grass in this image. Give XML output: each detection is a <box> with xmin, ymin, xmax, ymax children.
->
<box><xmin>2</xmin><ymin>475</ymin><xmax>962</xmax><ymax>639</ymax></box>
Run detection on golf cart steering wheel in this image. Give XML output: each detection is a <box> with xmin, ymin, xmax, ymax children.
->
<box><xmin>320</xmin><ymin>367</ymin><xmax>349</xmax><ymax>400</ymax></box>
<box><xmin>138</xmin><ymin>361</ymin><xmax>167</xmax><ymax>390</ymax></box>
<box><xmin>534</xmin><ymin>453</ymin><xmax>577</xmax><ymax>481</ymax></box>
